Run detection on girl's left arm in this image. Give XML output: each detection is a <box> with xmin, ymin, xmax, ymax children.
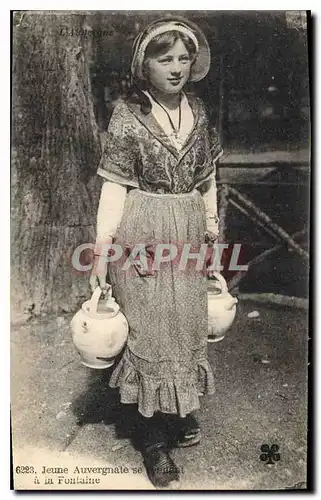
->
<box><xmin>199</xmin><ymin>101</ymin><xmax>223</xmax><ymax>242</ymax></box>
<box><xmin>202</xmin><ymin>172</ymin><xmax>220</xmax><ymax>242</ymax></box>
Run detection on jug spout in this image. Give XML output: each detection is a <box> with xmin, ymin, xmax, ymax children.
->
<box><xmin>225</xmin><ymin>296</ymin><xmax>238</xmax><ymax>310</ymax></box>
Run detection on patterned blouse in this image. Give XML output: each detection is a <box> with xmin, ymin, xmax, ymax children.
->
<box><xmin>98</xmin><ymin>93</ymin><xmax>223</xmax><ymax>195</ymax></box>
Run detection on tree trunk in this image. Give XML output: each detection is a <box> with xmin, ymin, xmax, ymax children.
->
<box><xmin>12</xmin><ymin>12</ymin><xmax>102</xmax><ymax>318</ymax></box>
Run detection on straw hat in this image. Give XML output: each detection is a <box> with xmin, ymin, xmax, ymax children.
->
<box><xmin>131</xmin><ymin>15</ymin><xmax>211</xmax><ymax>83</ymax></box>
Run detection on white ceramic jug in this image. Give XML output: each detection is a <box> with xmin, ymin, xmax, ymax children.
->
<box><xmin>70</xmin><ymin>286</ymin><xmax>129</xmax><ymax>369</ymax></box>
<box><xmin>207</xmin><ymin>272</ymin><xmax>238</xmax><ymax>342</ymax></box>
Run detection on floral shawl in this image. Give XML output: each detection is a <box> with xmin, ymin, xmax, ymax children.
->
<box><xmin>97</xmin><ymin>93</ymin><xmax>223</xmax><ymax>194</ymax></box>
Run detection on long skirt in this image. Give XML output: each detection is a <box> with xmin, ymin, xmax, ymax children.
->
<box><xmin>108</xmin><ymin>188</ymin><xmax>215</xmax><ymax>418</ymax></box>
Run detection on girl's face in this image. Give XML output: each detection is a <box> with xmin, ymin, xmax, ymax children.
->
<box><xmin>145</xmin><ymin>38</ymin><xmax>192</xmax><ymax>95</ymax></box>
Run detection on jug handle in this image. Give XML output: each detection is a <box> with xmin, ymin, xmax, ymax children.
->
<box><xmin>211</xmin><ymin>271</ymin><xmax>228</xmax><ymax>294</ymax></box>
<box><xmin>89</xmin><ymin>285</ymin><xmax>112</xmax><ymax>314</ymax></box>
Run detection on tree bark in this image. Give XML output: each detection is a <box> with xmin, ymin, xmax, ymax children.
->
<box><xmin>12</xmin><ymin>12</ymin><xmax>102</xmax><ymax>318</ymax></box>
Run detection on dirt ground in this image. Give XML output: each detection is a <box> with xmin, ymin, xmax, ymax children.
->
<box><xmin>11</xmin><ymin>299</ymin><xmax>308</xmax><ymax>491</ymax></box>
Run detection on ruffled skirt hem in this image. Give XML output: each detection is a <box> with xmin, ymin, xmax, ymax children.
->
<box><xmin>109</xmin><ymin>347</ymin><xmax>215</xmax><ymax>418</ymax></box>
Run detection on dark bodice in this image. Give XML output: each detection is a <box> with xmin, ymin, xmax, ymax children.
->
<box><xmin>97</xmin><ymin>94</ymin><xmax>222</xmax><ymax>194</ymax></box>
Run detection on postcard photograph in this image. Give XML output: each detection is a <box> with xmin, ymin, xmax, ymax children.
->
<box><xmin>11</xmin><ymin>9</ymin><xmax>310</xmax><ymax>491</ymax></box>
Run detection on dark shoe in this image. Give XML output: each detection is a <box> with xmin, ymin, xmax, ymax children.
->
<box><xmin>168</xmin><ymin>414</ymin><xmax>201</xmax><ymax>448</ymax></box>
<box><xmin>142</xmin><ymin>442</ymin><xmax>181</xmax><ymax>488</ymax></box>
<box><xmin>173</xmin><ymin>427</ymin><xmax>201</xmax><ymax>448</ymax></box>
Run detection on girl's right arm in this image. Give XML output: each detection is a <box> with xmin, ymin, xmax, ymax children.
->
<box><xmin>90</xmin><ymin>102</ymin><xmax>139</xmax><ymax>292</ymax></box>
<box><xmin>90</xmin><ymin>180</ymin><xmax>127</xmax><ymax>293</ymax></box>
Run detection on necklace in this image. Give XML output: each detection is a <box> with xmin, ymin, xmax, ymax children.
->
<box><xmin>149</xmin><ymin>92</ymin><xmax>182</xmax><ymax>139</ymax></box>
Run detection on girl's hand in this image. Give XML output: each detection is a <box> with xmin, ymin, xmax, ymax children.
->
<box><xmin>205</xmin><ymin>230</ymin><xmax>218</xmax><ymax>278</ymax></box>
<box><xmin>89</xmin><ymin>255</ymin><xmax>109</xmax><ymax>294</ymax></box>
<box><xmin>206</xmin><ymin>251</ymin><xmax>215</xmax><ymax>278</ymax></box>
<box><xmin>204</xmin><ymin>229</ymin><xmax>218</xmax><ymax>246</ymax></box>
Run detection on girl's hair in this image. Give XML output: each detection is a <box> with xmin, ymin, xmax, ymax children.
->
<box><xmin>131</xmin><ymin>30</ymin><xmax>197</xmax><ymax>114</ymax></box>
<box><xmin>144</xmin><ymin>30</ymin><xmax>197</xmax><ymax>62</ymax></box>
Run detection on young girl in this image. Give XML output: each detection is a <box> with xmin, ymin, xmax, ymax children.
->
<box><xmin>90</xmin><ymin>16</ymin><xmax>223</xmax><ymax>488</ymax></box>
